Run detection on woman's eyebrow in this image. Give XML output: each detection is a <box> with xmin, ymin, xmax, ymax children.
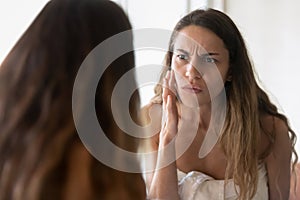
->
<box><xmin>174</xmin><ymin>48</ymin><xmax>221</xmax><ymax>58</ymax></box>
<box><xmin>199</xmin><ymin>52</ymin><xmax>220</xmax><ymax>56</ymax></box>
<box><xmin>174</xmin><ymin>48</ymin><xmax>190</xmax><ymax>55</ymax></box>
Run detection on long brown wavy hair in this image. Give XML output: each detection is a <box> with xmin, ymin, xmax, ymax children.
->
<box><xmin>151</xmin><ymin>9</ymin><xmax>298</xmax><ymax>200</ymax></box>
<box><xmin>0</xmin><ymin>0</ymin><xmax>145</xmax><ymax>199</ymax></box>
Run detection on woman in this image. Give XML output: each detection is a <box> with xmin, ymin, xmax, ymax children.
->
<box><xmin>0</xmin><ymin>0</ymin><xmax>145</xmax><ymax>199</ymax></box>
<box><xmin>145</xmin><ymin>9</ymin><xmax>298</xmax><ymax>200</ymax></box>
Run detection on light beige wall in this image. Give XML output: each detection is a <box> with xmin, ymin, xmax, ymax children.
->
<box><xmin>225</xmin><ymin>0</ymin><xmax>300</xmax><ymax>154</ymax></box>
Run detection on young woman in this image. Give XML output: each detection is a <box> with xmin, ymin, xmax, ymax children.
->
<box><xmin>0</xmin><ymin>0</ymin><xmax>145</xmax><ymax>199</ymax></box>
<box><xmin>145</xmin><ymin>9</ymin><xmax>298</xmax><ymax>200</ymax></box>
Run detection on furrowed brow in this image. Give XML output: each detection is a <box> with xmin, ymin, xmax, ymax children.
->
<box><xmin>200</xmin><ymin>52</ymin><xmax>220</xmax><ymax>56</ymax></box>
<box><xmin>174</xmin><ymin>48</ymin><xmax>190</xmax><ymax>55</ymax></box>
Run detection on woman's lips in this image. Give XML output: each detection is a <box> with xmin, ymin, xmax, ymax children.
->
<box><xmin>182</xmin><ymin>85</ymin><xmax>203</xmax><ymax>93</ymax></box>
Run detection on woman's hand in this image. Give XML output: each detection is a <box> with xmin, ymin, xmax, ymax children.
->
<box><xmin>159</xmin><ymin>69</ymin><xmax>179</xmax><ymax>148</ymax></box>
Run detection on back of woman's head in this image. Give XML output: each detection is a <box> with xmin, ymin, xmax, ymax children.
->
<box><xmin>0</xmin><ymin>0</ymin><xmax>134</xmax><ymax>130</ymax></box>
<box><xmin>0</xmin><ymin>0</ymin><xmax>145</xmax><ymax>199</ymax></box>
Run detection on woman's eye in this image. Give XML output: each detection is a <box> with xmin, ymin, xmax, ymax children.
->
<box><xmin>203</xmin><ymin>57</ymin><xmax>216</xmax><ymax>63</ymax></box>
<box><xmin>177</xmin><ymin>54</ymin><xmax>188</xmax><ymax>61</ymax></box>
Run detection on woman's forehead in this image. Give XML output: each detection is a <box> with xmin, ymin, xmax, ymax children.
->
<box><xmin>173</xmin><ymin>26</ymin><xmax>228</xmax><ymax>56</ymax></box>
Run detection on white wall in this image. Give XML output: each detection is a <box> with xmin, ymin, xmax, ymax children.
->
<box><xmin>226</xmin><ymin>0</ymin><xmax>300</xmax><ymax>155</ymax></box>
<box><xmin>0</xmin><ymin>1</ymin><xmax>49</xmax><ymax>64</ymax></box>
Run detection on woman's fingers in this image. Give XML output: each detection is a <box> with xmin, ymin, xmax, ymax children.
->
<box><xmin>159</xmin><ymin>95</ymin><xmax>178</xmax><ymax>147</ymax></box>
<box><xmin>166</xmin><ymin>94</ymin><xmax>178</xmax><ymax>133</ymax></box>
<box><xmin>169</xmin><ymin>70</ymin><xmax>176</xmax><ymax>97</ymax></box>
<box><xmin>160</xmin><ymin>70</ymin><xmax>179</xmax><ymax>146</ymax></box>
<box><xmin>162</xmin><ymin>70</ymin><xmax>176</xmax><ymax>102</ymax></box>
<box><xmin>162</xmin><ymin>70</ymin><xmax>171</xmax><ymax>103</ymax></box>
<box><xmin>162</xmin><ymin>70</ymin><xmax>170</xmax><ymax>126</ymax></box>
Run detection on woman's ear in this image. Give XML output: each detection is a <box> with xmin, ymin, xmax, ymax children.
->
<box><xmin>226</xmin><ymin>74</ymin><xmax>232</xmax><ymax>82</ymax></box>
<box><xmin>226</xmin><ymin>68</ymin><xmax>232</xmax><ymax>81</ymax></box>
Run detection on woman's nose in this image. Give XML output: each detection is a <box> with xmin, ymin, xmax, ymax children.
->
<box><xmin>185</xmin><ymin>62</ymin><xmax>202</xmax><ymax>80</ymax></box>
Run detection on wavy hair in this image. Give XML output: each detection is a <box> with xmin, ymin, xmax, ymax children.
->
<box><xmin>151</xmin><ymin>9</ymin><xmax>298</xmax><ymax>200</ymax></box>
<box><xmin>0</xmin><ymin>0</ymin><xmax>145</xmax><ymax>199</ymax></box>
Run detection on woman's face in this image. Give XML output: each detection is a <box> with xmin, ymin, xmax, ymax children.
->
<box><xmin>171</xmin><ymin>25</ymin><xmax>230</xmax><ymax>107</ymax></box>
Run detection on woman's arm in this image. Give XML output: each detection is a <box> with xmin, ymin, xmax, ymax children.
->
<box><xmin>265</xmin><ymin>117</ymin><xmax>292</xmax><ymax>200</ymax></box>
<box><xmin>148</xmin><ymin>70</ymin><xmax>180</xmax><ymax>200</ymax></box>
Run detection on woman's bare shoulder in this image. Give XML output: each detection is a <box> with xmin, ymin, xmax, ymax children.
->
<box><xmin>259</xmin><ymin>114</ymin><xmax>291</xmax><ymax>158</ymax></box>
<box><xmin>260</xmin><ymin>114</ymin><xmax>275</xmax><ymax>134</ymax></box>
<box><xmin>140</xmin><ymin>103</ymin><xmax>162</xmax><ymax>151</ymax></box>
<box><xmin>272</xmin><ymin>116</ymin><xmax>291</xmax><ymax>150</ymax></box>
<box><xmin>260</xmin><ymin>114</ymin><xmax>291</xmax><ymax>159</ymax></box>
<box><xmin>140</xmin><ymin>103</ymin><xmax>162</xmax><ymax>125</ymax></box>
<box><xmin>260</xmin><ymin>114</ymin><xmax>289</xmax><ymax>139</ymax></box>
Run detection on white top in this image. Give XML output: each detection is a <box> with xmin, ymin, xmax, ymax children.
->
<box><xmin>177</xmin><ymin>165</ymin><xmax>268</xmax><ymax>200</ymax></box>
